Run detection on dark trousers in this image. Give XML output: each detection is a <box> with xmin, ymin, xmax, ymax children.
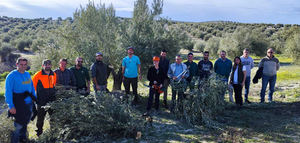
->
<box><xmin>163</xmin><ymin>79</ymin><xmax>169</xmax><ymax>101</ymax></box>
<box><xmin>36</xmin><ymin>105</ymin><xmax>53</xmax><ymax>132</ymax></box>
<box><xmin>233</xmin><ymin>84</ymin><xmax>243</xmax><ymax>106</ymax></box>
<box><xmin>171</xmin><ymin>89</ymin><xmax>184</xmax><ymax>112</ymax></box>
<box><xmin>186</xmin><ymin>78</ymin><xmax>195</xmax><ymax>92</ymax></box>
<box><xmin>147</xmin><ymin>88</ymin><xmax>160</xmax><ymax>111</ymax></box>
<box><xmin>123</xmin><ymin>77</ymin><xmax>138</xmax><ymax>95</ymax></box>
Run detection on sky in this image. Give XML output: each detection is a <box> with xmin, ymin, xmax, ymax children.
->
<box><xmin>0</xmin><ymin>0</ymin><xmax>299</xmax><ymax>24</ymax></box>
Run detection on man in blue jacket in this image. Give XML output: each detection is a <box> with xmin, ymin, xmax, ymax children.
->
<box><xmin>214</xmin><ymin>51</ymin><xmax>233</xmax><ymax>101</ymax></box>
<box><xmin>5</xmin><ymin>57</ymin><xmax>36</xmax><ymax>143</ymax></box>
<box><xmin>168</xmin><ymin>55</ymin><xmax>189</xmax><ymax>112</ymax></box>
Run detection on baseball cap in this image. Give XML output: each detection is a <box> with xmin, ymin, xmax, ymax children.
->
<box><xmin>127</xmin><ymin>46</ymin><xmax>134</xmax><ymax>50</ymax></box>
<box><xmin>96</xmin><ymin>52</ymin><xmax>103</xmax><ymax>56</ymax></box>
<box><xmin>42</xmin><ymin>59</ymin><xmax>51</xmax><ymax>65</ymax></box>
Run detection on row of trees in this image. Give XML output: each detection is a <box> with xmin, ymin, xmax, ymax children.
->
<box><xmin>32</xmin><ymin>0</ymin><xmax>192</xmax><ymax>90</ymax></box>
<box><xmin>1</xmin><ymin>0</ymin><xmax>300</xmax><ymax>71</ymax></box>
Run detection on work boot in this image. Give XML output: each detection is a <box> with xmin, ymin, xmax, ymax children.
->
<box><xmin>131</xmin><ymin>95</ymin><xmax>139</xmax><ymax>105</ymax></box>
<box><xmin>19</xmin><ymin>138</ymin><xmax>28</xmax><ymax>143</ymax></box>
<box><xmin>245</xmin><ymin>99</ymin><xmax>251</xmax><ymax>104</ymax></box>
<box><xmin>36</xmin><ymin>129</ymin><xmax>43</xmax><ymax>137</ymax></box>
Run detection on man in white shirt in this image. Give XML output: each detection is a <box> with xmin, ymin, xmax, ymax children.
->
<box><xmin>240</xmin><ymin>49</ymin><xmax>254</xmax><ymax>104</ymax></box>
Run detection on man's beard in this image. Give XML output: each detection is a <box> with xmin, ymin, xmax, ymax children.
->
<box><xmin>45</xmin><ymin>67</ymin><xmax>51</xmax><ymax>71</ymax></box>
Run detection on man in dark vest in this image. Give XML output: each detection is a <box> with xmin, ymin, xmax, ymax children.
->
<box><xmin>91</xmin><ymin>52</ymin><xmax>109</xmax><ymax>93</ymax></box>
<box><xmin>5</xmin><ymin>57</ymin><xmax>37</xmax><ymax>143</ymax></box>
<box><xmin>70</xmin><ymin>57</ymin><xmax>91</xmax><ymax>95</ymax></box>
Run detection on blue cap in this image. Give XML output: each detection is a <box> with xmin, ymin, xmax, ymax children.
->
<box><xmin>96</xmin><ymin>52</ymin><xmax>103</xmax><ymax>56</ymax></box>
<box><xmin>127</xmin><ymin>46</ymin><xmax>134</xmax><ymax>50</ymax></box>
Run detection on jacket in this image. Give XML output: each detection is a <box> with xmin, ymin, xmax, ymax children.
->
<box><xmin>253</xmin><ymin>67</ymin><xmax>263</xmax><ymax>84</ymax></box>
<box><xmin>184</xmin><ymin>61</ymin><xmax>198</xmax><ymax>82</ymax></box>
<box><xmin>147</xmin><ymin>66</ymin><xmax>164</xmax><ymax>86</ymax></box>
<box><xmin>258</xmin><ymin>56</ymin><xmax>280</xmax><ymax>76</ymax></box>
<box><xmin>230</xmin><ymin>65</ymin><xmax>245</xmax><ymax>85</ymax></box>
<box><xmin>159</xmin><ymin>57</ymin><xmax>170</xmax><ymax>80</ymax></box>
<box><xmin>168</xmin><ymin>63</ymin><xmax>189</xmax><ymax>81</ymax></box>
<box><xmin>32</xmin><ymin>70</ymin><xmax>56</xmax><ymax>106</ymax></box>
<box><xmin>198</xmin><ymin>60</ymin><xmax>213</xmax><ymax>79</ymax></box>
<box><xmin>91</xmin><ymin>61</ymin><xmax>108</xmax><ymax>85</ymax></box>
<box><xmin>54</xmin><ymin>68</ymin><xmax>76</xmax><ymax>86</ymax></box>
<box><xmin>214</xmin><ymin>58</ymin><xmax>232</xmax><ymax>79</ymax></box>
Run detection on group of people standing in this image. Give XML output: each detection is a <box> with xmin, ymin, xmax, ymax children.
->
<box><xmin>4</xmin><ymin>46</ymin><xmax>279</xmax><ymax>142</ymax></box>
<box><xmin>145</xmin><ymin>48</ymin><xmax>280</xmax><ymax>114</ymax></box>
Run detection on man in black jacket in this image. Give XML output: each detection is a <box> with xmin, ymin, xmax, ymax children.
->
<box><xmin>91</xmin><ymin>52</ymin><xmax>109</xmax><ymax>93</ymax></box>
<box><xmin>198</xmin><ymin>51</ymin><xmax>213</xmax><ymax>81</ymax></box>
<box><xmin>159</xmin><ymin>50</ymin><xmax>170</xmax><ymax>108</ymax></box>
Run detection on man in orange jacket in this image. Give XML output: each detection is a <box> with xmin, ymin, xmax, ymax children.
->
<box><xmin>32</xmin><ymin>59</ymin><xmax>56</xmax><ymax>136</ymax></box>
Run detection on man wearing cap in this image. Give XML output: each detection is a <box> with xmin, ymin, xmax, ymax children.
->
<box><xmin>5</xmin><ymin>57</ymin><xmax>36</xmax><ymax>143</ymax></box>
<box><xmin>91</xmin><ymin>52</ymin><xmax>109</xmax><ymax>93</ymax></box>
<box><xmin>32</xmin><ymin>59</ymin><xmax>56</xmax><ymax>136</ymax></box>
<box><xmin>54</xmin><ymin>58</ymin><xmax>76</xmax><ymax>87</ymax></box>
<box><xmin>184</xmin><ymin>52</ymin><xmax>198</xmax><ymax>92</ymax></box>
<box><xmin>122</xmin><ymin>46</ymin><xmax>141</xmax><ymax>104</ymax></box>
<box><xmin>70</xmin><ymin>57</ymin><xmax>91</xmax><ymax>95</ymax></box>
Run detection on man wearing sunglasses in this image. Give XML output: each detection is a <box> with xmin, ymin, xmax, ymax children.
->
<box><xmin>258</xmin><ymin>48</ymin><xmax>280</xmax><ymax>103</ymax></box>
<box><xmin>70</xmin><ymin>57</ymin><xmax>91</xmax><ymax>95</ymax></box>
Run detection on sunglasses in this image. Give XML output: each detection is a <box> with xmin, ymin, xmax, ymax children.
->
<box><xmin>268</xmin><ymin>52</ymin><xmax>273</xmax><ymax>53</ymax></box>
<box><xmin>77</xmin><ymin>61</ymin><xmax>83</xmax><ymax>63</ymax></box>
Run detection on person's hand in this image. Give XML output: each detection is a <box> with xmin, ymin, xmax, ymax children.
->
<box><xmin>96</xmin><ymin>85</ymin><xmax>100</xmax><ymax>91</ymax></box>
<box><xmin>159</xmin><ymin>84</ymin><xmax>163</xmax><ymax>88</ymax></box>
<box><xmin>228</xmin><ymin>84</ymin><xmax>232</xmax><ymax>88</ymax></box>
<box><xmin>241</xmin><ymin>82</ymin><xmax>245</xmax><ymax>87</ymax></box>
<box><xmin>154</xmin><ymin>81</ymin><xmax>157</xmax><ymax>84</ymax></box>
<box><xmin>9</xmin><ymin>108</ymin><xmax>16</xmax><ymax>114</ymax></box>
<box><xmin>173</xmin><ymin>76</ymin><xmax>177</xmax><ymax>80</ymax></box>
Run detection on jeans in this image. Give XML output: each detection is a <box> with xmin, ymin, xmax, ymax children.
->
<box><xmin>94</xmin><ymin>84</ymin><xmax>107</xmax><ymax>94</ymax></box>
<box><xmin>244</xmin><ymin>76</ymin><xmax>251</xmax><ymax>101</ymax></box>
<box><xmin>260</xmin><ymin>75</ymin><xmax>277</xmax><ymax>102</ymax></box>
<box><xmin>11</xmin><ymin>103</ymin><xmax>32</xmax><ymax>143</ymax></box>
<box><xmin>233</xmin><ymin>84</ymin><xmax>243</xmax><ymax>106</ymax></box>
<box><xmin>147</xmin><ymin>88</ymin><xmax>160</xmax><ymax>111</ymax></box>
